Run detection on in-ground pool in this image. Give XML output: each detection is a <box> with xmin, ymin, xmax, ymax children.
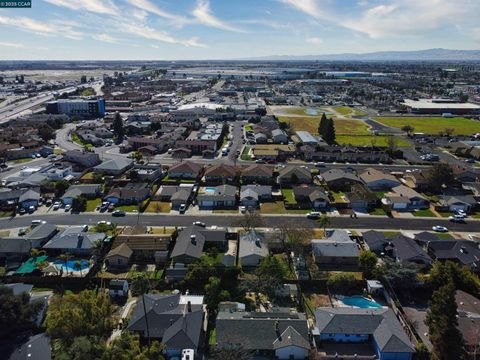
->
<box><xmin>340</xmin><ymin>296</ymin><xmax>382</xmax><ymax>309</ymax></box>
<box><xmin>204</xmin><ymin>187</ymin><xmax>217</xmax><ymax>193</ymax></box>
<box><xmin>53</xmin><ymin>259</ymin><xmax>90</xmax><ymax>272</ymax></box>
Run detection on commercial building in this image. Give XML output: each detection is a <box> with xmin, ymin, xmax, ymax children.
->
<box><xmin>46</xmin><ymin>98</ymin><xmax>105</xmax><ymax>118</ymax></box>
<box><xmin>403</xmin><ymin>98</ymin><xmax>480</xmax><ymax>115</ymax></box>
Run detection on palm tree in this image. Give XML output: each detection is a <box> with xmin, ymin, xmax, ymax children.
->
<box><xmin>58</xmin><ymin>253</ymin><xmax>70</xmax><ymax>275</ymax></box>
<box><xmin>318</xmin><ymin>214</ymin><xmax>330</xmax><ymax>237</ymax></box>
<box><xmin>30</xmin><ymin>248</ymin><xmax>45</xmax><ymax>262</ymax></box>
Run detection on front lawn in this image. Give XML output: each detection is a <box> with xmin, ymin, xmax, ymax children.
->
<box><xmin>282</xmin><ymin>189</ymin><xmax>296</xmax><ymax>204</ymax></box>
<box><xmin>244</xmin><ymin>125</ymin><xmax>253</xmax><ymax>131</ymax></box>
<box><xmin>115</xmin><ymin>205</ymin><xmax>138</xmax><ymax>212</ymax></box>
<box><xmin>86</xmin><ymin>198</ymin><xmax>101</xmax><ymax>212</ymax></box>
<box><xmin>260</xmin><ymin>201</ymin><xmax>287</xmax><ymax>214</ymax></box>
<box><xmin>413</xmin><ymin>209</ymin><xmax>436</xmax><ymax>217</ymax></box>
<box><xmin>373</xmin><ymin>116</ymin><xmax>480</xmax><ymax>135</ymax></box>
<box><xmin>336</xmin><ymin>135</ymin><xmax>411</xmax><ymax>147</ymax></box>
<box><xmin>145</xmin><ymin>201</ymin><xmax>171</xmax><ymax>213</ymax></box>
<box><xmin>369</xmin><ymin>208</ymin><xmax>386</xmax><ymax>216</ymax></box>
<box><xmin>331</xmin><ymin>191</ymin><xmax>347</xmax><ymax>203</ymax></box>
<box><xmin>212</xmin><ymin>209</ymin><xmax>239</xmax><ymax>214</ymax></box>
<box><xmin>12</xmin><ymin>158</ymin><xmax>33</xmax><ymax>164</ymax></box>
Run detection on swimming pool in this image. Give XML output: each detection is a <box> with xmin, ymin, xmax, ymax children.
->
<box><xmin>204</xmin><ymin>187</ymin><xmax>217</xmax><ymax>193</ymax></box>
<box><xmin>340</xmin><ymin>296</ymin><xmax>383</xmax><ymax>309</ymax></box>
<box><xmin>53</xmin><ymin>259</ymin><xmax>90</xmax><ymax>272</ymax></box>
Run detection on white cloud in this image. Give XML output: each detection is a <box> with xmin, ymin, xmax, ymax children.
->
<box><xmin>93</xmin><ymin>33</ymin><xmax>118</xmax><ymax>43</ymax></box>
<box><xmin>192</xmin><ymin>0</ymin><xmax>245</xmax><ymax>32</ymax></box>
<box><xmin>120</xmin><ymin>22</ymin><xmax>206</xmax><ymax>47</ymax></box>
<box><xmin>125</xmin><ymin>0</ymin><xmax>189</xmax><ymax>26</ymax></box>
<box><xmin>0</xmin><ymin>42</ymin><xmax>24</xmax><ymax>48</ymax></box>
<box><xmin>306</xmin><ymin>36</ymin><xmax>323</xmax><ymax>44</ymax></box>
<box><xmin>43</xmin><ymin>0</ymin><xmax>119</xmax><ymax>16</ymax></box>
<box><xmin>280</xmin><ymin>0</ymin><xmax>325</xmax><ymax>18</ymax></box>
<box><xmin>0</xmin><ymin>15</ymin><xmax>84</xmax><ymax>39</ymax></box>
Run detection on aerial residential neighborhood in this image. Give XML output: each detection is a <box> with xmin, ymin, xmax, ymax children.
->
<box><xmin>1</xmin><ymin>1</ymin><xmax>480</xmax><ymax>360</ymax></box>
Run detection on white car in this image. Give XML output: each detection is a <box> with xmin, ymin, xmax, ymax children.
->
<box><xmin>97</xmin><ymin>221</ymin><xmax>112</xmax><ymax>226</ymax></box>
<box><xmin>432</xmin><ymin>225</ymin><xmax>449</xmax><ymax>232</ymax></box>
<box><xmin>64</xmin><ymin>204</ymin><xmax>71</xmax><ymax>211</ymax></box>
<box><xmin>192</xmin><ymin>221</ymin><xmax>206</xmax><ymax>227</ymax></box>
<box><xmin>306</xmin><ymin>212</ymin><xmax>321</xmax><ymax>219</ymax></box>
<box><xmin>239</xmin><ymin>206</ymin><xmax>247</xmax><ymax>213</ymax></box>
<box><xmin>52</xmin><ymin>201</ymin><xmax>61</xmax><ymax>210</ymax></box>
<box><xmin>449</xmin><ymin>215</ymin><xmax>465</xmax><ymax>223</ymax></box>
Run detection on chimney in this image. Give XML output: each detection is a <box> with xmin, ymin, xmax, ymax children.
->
<box><xmin>190</xmin><ymin>234</ymin><xmax>197</xmax><ymax>245</ymax></box>
<box><xmin>274</xmin><ymin>320</ymin><xmax>280</xmax><ymax>334</ymax></box>
<box><xmin>187</xmin><ymin>301</ymin><xmax>192</xmax><ymax>313</ymax></box>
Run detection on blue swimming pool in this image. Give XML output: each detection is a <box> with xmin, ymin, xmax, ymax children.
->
<box><xmin>341</xmin><ymin>296</ymin><xmax>382</xmax><ymax>309</ymax></box>
<box><xmin>53</xmin><ymin>259</ymin><xmax>90</xmax><ymax>272</ymax></box>
<box><xmin>204</xmin><ymin>187</ymin><xmax>216</xmax><ymax>193</ymax></box>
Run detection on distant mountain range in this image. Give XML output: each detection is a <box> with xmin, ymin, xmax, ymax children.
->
<box><xmin>241</xmin><ymin>48</ymin><xmax>480</xmax><ymax>61</ymax></box>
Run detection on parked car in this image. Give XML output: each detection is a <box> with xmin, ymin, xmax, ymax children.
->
<box><xmin>52</xmin><ymin>201</ymin><xmax>61</xmax><ymax>210</ymax></box>
<box><xmin>449</xmin><ymin>215</ymin><xmax>466</xmax><ymax>223</ymax></box>
<box><xmin>315</xmin><ymin>162</ymin><xmax>326</xmax><ymax>168</ymax></box>
<box><xmin>97</xmin><ymin>220</ymin><xmax>112</xmax><ymax>226</ymax></box>
<box><xmin>112</xmin><ymin>210</ymin><xmax>126</xmax><ymax>217</ymax></box>
<box><xmin>179</xmin><ymin>204</ymin><xmax>187</xmax><ymax>214</ymax></box>
<box><xmin>19</xmin><ymin>208</ymin><xmax>26</xmax><ymax>215</ymax></box>
<box><xmin>64</xmin><ymin>204</ymin><xmax>71</xmax><ymax>212</ymax></box>
<box><xmin>28</xmin><ymin>206</ymin><xmax>35</xmax><ymax>213</ymax></box>
<box><xmin>239</xmin><ymin>206</ymin><xmax>247</xmax><ymax>213</ymax></box>
<box><xmin>432</xmin><ymin>225</ymin><xmax>449</xmax><ymax>232</ymax></box>
<box><xmin>192</xmin><ymin>221</ymin><xmax>206</xmax><ymax>227</ymax></box>
<box><xmin>306</xmin><ymin>212</ymin><xmax>321</xmax><ymax>219</ymax></box>
<box><xmin>18</xmin><ymin>228</ymin><xmax>26</xmax><ymax>236</ymax></box>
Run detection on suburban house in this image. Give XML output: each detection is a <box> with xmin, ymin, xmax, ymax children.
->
<box><xmin>456</xmin><ymin>290</ymin><xmax>480</xmax><ymax>357</ymax></box>
<box><xmin>43</xmin><ymin>226</ymin><xmax>105</xmax><ymax>256</ymax></box>
<box><xmin>153</xmin><ymin>185</ymin><xmax>193</xmax><ymax>210</ymax></box>
<box><xmin>93</xmin><ymin>158</ymin><xmax>133</xmax><ymax>175</ymax></box>
<box><xmin>314</xmin><ymin>308</ymin><xmax>415</xmax><ymax>360</ymax></box>
<box><xmin>402</xmin><ymin>170</ymin><xmax>430</xmax><ymax>190</ymax></box>
<box><xmin>167</xmin><ymin>161</ymin><xmax>203</xmax><ymax>180</ymax></box>
<box><xmin>64</xmin><ymin>150</ymin><xmax>101</xmax><ymax>168</ymax></box>
<box><xmin>61</xmin><ymin>184</ymin><xmax>101</xmax><ymax>205</ymax></box>
<box><xmin>203</xmin><ymin>164</ymin><xmax>238</xmax><ymax>183</ymax></box>
<box><xmin>26</xmin><ymin>222</ymin><xmax>58</xmax><ymax>248</ymax></box>
<box><xmin>197</xmin><ymin>185</ymin><xmax>237</xmax><ymax>209</ymax></box>
<box><xmin>311</xmin><ymin>230</ymin><xmax>359</xmax><ymax>271</ymax></box>
<box><xmin>384</xmin><ymin>185</ymin><xmax>429</xmax><ymax>211</ymax></box>
<box><xmin>216</xmin><ymin>309</ymin><xmax>310</xmax><ymax>360</ymax></box>
<box><xmin>110</xmin><ymin>232</ymin><xmax>171</xmax><ymax>263</ymax></box>
<box><xmin>5</xmin><ymin>333</ymin><xmax>52</xmax><ymax>360</ymax></box>
<box><xmin>238</xmin><ymin>230</ymin><xmax>269</xmax><ymax>267</ymax></box>
<box><xmin>240</xmin><ymin>185</ymin><xmax>273</xmax><ymax>207</ymax></box>
<box><xmin>241</xmin><ymin>164</ymin><xmax>273</xmax><ymax>184</ymax></box>
<box><xmin>436</xmin><ymin>195</ymin><xmax>477</xmax><ymax>213</ymax></box>
<box><xmin>345</xmin><ymin>184</ymin><xmax>378</xmax><ymax>211</ymax></box>
<box><xmin>19</xmin><ymin>189</ymin><xmax>40</xmax><ymax>210</ymax></box>
<box><xmin>127</xmin><ymin>293</ymin><xmax>205</xmax><ymax>357</ymax></box>
<box><xmin>278</xmin><ymin>167</ymin><xmax>312</xmax><ymax>186</ymax></box>
<box><xmin>360</xmin><ymin>168</ymin><xmax>401</xmax><ymax>190</ymax></box>
<box><xmin>104</xmin><ymin>183</ymin><xmax>150</xmax><ymax>205</ymax></box>
<box><xmin>271</xmin><ymin>129</ymin><xmax>288</xmax><ymax>144</ymax></box>
<box><xmin>427</xmin><ymin>240</ymin><xmax>480</xmax><ymax>272</ymax></box>
<box><xmin>320</xmin><ymin>169</ymin><xmax>363</xmax><ymax>191</ymax></box>
<box><xmin>105</xmin><ymin>243</ymin><xmax>133</xmax><ymax>271</ymax></box>
<box><xmin>293</xmin><ymin>186</ymin><xmax>330</xmax><ymax>210</ymax></box>
<box><xmin>0</xmin><ymin>237</ymin><xmax>31</xmax><ymax>265</ymax></box>
<box><xmin>170</xmin><ymin>225</ymin><xmax>228</xmax><ymax>264</ymax></box>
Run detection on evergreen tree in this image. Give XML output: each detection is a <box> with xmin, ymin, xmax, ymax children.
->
<box><xmin>112</xmin><ymin>113</ymin><xmax>124</xmax><ymax>140</ymax></box>
<box><xmin>319</xmin><ymin>113</ymin><xmax>327</xmax><ymax>136</ymax></box>
<box><xmin>324</xmin><ymin>118</ymin><xmax>336</xmax><ymax>144</ymax></box>
<box><xmin>425</xmin><ymin>281</ymin><xmax>466</xmax><ymax>360</ymax></box>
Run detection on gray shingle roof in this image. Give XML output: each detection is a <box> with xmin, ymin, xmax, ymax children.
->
<box><xmin>216</xmin><ymin>311</ymin><xmax>309</xmax><ymax>351</ymax></box>
<box><xmin>239</xmin><ymin>230</ymin><xmax>269</xmax><ymax>260</ymax></box>
<box><xmin>171</xmin><ymin>226</ymin><xmax>227</xmax><ymax>260</ymax></box>
<box><xmin>26</xmin><ymin>223</ymin><xmax>57</xmax><ymax>242</ymax></box>
<box><xmin>43</xmin><ymin>227</ymin><xmax>105</xmax><ymax>250</ymax></box>
<box><xmin>315</xmin><ymin>307</ymin><xmax>414</xmax><ymax>353</ymax></box>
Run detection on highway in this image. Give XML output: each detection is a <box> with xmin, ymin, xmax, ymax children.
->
<box><xmin>1</xmin><ymin>212</ymin><xmax>479</xmax><ymax>233</ymax></box>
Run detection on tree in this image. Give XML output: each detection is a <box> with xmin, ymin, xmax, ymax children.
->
<box><xmin>276</xmin><ymin>221</ymin><xmax>313</xmax><ymax>256</ymax></box>
<box><xmin>45</xmin><ymin>290</ymin><xmax>114</xmax><ymax>344</ymax></box>
<box><xmin>426</xmin><ymin>281</ymin><xmax>466</xmax><ymax>360</ymax></box>
<box><xmin>318</xmin><ymin>113</ymin><xmax>327</xmax><ymax>136</ymax></box>
<box><xmin>181</xmin><ymin>255</ymin><xmax>217</xmax><ymax>292</ymax></box>
<box><xmin>401</xmin><ymin>125</ymin><xmax>414</xmax><ymax>136</ymax></box>
<box><xmin>112</xmin><ymin>112</ymin><xmax>124</xmax><ymax>140</ymax></box>
<box><xmin>255</xmin><ymin>108</ymin><xmax>267</xmax><ymax>116</ymax></box>
<box><xmin>80</xmin><ymin>75</ymin><xmax>87</xmax><ymax>84</ymax></box>
<box><xmin>102</xmin><ymin>332</ymin><xmax>164</xmax><ymax>360</ymax></box>
<box><xmin>428</xmin><ymin>261</ymin><xmax>480</xmax><ymax>297</ymax></box>
<box><xmin>132</xmin><ymin>151</ymin><xmax>143</xmax><ymax>163</ymax></box>
<box><xmin>72</xmin><ymin>196</ymin><xmax>87</xmax><ymax>213</ymax></box>
<box><xmin>0</xmin><ymin>286</ymin><xmax>43</xmax><ymax>339</ymax></box>
<box><xmin>55</xmin><ymin>336</ymin><xmax>106</xmax><ymax>360</ymax></box>
<box><xmin>428</xmin><ymin>163</ymin><xmax>455</xmax><ymax>193</ymax></box>
<box><xmin>38</xmin><ymin>125</ymin><xmax>56</xmax><ymax>142</ymax></box>
<box><xmin>381</xmin><ymin>259</ymin><xmax>419</xmax><ymax>293</ymax></box>
<box><xmin>359</xmin><ymin>250</ymin><xmax>378</xmax><ymax>279</ymax></box>
<box><xmin>386</xmin><ymin>136</ymin><xmax>398</xmax><ymax>152</ymax></box>
<box><xmin>204</xmin><ymin>276</ymin><xmax>230</xmax><ymax>314</ymax></box>
<box><xmin>318</xmin><ymin>214</ymin><xmax>330</xmax><ymax>236</ymax></box>
<box><xmin>327</xmin><ymin>273</ymin><xmax>357</xmax><ymax>295</ymax></box>
<box><xmin>30</xmin><ymin>248</ymin><xmax>45</xmax><ymax>262</ymax></box>
<box><xmin>254</xmin><ymin>255</ymin><xmax>287</xmax><ymax>297</ymax></box>
<box><xmin>233</xmin><ymin>209</ymin><xmax>265</xmax><ymax>232</ymax></box>
<box><xmin>324</xmin><ymin>118</ymin><xmax>336</xmax><ymax>145</ymax></box>
<box><xmin>54</xmin><ymin>179</ymin><xmax>70</xmax><ymax>197</ymax></box>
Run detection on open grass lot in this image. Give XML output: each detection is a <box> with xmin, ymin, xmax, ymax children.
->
<box><xmin>336</xmin><ymin>135</ymin><xmax>411</xmax><ymax>147</ymax></box>
<box><xmin>373</xmin><ymin>116</ymin><xmax>480</xmax><ymax>135</ymax></box>
<box><xmin>144</xmin><ymin>201</ymin><xmax>171</xmax><ymax>213</ymax></box>
<box><xmin>278</xmin><ymin>116</ymin><xmax>320</xmax><ymax>134</ymax></box>
<box><xmin>333</xmin><ymin>106</ymin><xmax>365</xmax><ymax>117</ymax></box>
<box><xmin>149</xmin><ymin>227</ymin><xmax>176</xmax><ymax>234</ymax></box>
<box><xmin>334</xmin><ymin>119</ymin><xmax>371</xmax><ymax>135</ymax></box>
<box><xmin>260</xmin><ymin>201</ymin><xmax>310</xmax><ymax>214</ymax></box>
<box><xmin>86</xmin><ymin>198</ymin><xmax>101</xmax><ymax>212</ymax></box>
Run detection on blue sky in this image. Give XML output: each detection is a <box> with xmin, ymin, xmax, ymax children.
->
<box><xmin>0</xmin><ymin>0</ymin><xmax>479</xmax><ymax>60</ymax></box>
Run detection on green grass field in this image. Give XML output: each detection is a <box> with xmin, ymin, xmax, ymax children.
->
<box><xmin>86</xmin><ymin>198</ymin><xmax>101</xmax><ymax>212</ymax></box>
<box><xmin>144</xmin><ymin>201</ymin><xmax>171</xmax><ymax>213</ymax></box>
<box><xmin>336</xmin><ymin>135</ymin><xmax>410</xmax><ymax>147</ymax></box>
<box><xmin>279</xmin><ymin>116</ymin><xmax>370</xmax><ymax>136</ymax></box>
<box><xmin>335</xmin><ymin>119</ymin><xmax>371</xmax><ymax>135</ymax></box>
<box><xmin>413</xmin><ymin>209</ymin><xmax>437</xmax><ymax>217</ymax></box>
<box><xmin>373</xmin><ymin>116</ymin><xmax>480</xmax><ymax>135</ymax></box>
<box><xmin>333</xmin><ymin>106</ymin><xmax>365</xmax><ymax>117</ymax></box>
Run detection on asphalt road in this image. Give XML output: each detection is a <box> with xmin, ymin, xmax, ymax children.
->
<box><xmin>1</xmin><ymin>213</ymin><xmax>479</xmax><ymax>233</ymax></box>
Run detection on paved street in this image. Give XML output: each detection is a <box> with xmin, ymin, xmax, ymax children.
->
<box><xmin>2</xmin><ymin>212</ymin><xmax>479</xmax><ymax>232</ymax></box>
